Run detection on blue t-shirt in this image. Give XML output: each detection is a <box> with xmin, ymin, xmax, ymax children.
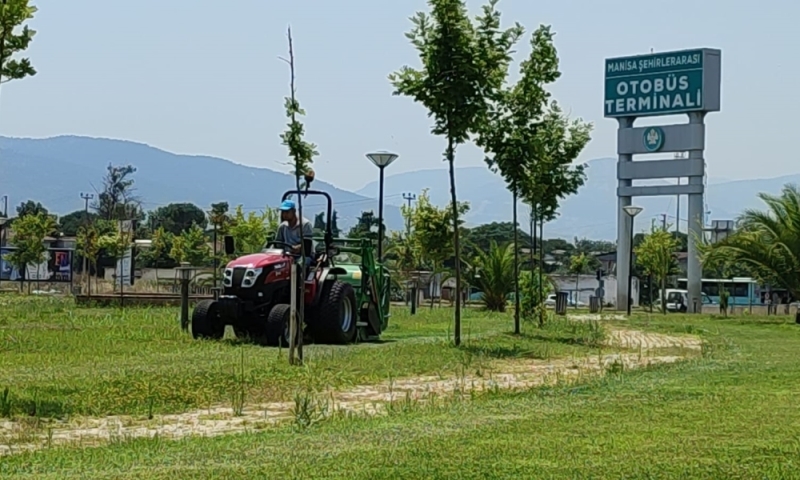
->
<box><xmin>275</xmin><ymin>217</ymin><xmax>314</xmax><ymax>249</ymax></box>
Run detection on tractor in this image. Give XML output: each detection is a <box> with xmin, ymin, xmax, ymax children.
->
<box><xmin>190</xmin><ymin>189</ymin><xmax>391</xmax><ymax>346</ymax></box>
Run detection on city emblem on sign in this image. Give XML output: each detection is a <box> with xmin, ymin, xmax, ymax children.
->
<box><xmin>643</xmin><ymin>126</ymin><xmax>664</xmax><ymax>152</ymax></box>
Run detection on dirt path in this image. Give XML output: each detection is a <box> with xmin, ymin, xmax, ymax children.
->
<box><xmin>0</xmin><ymin>328</ymin><xmax>702</xmax><ymax>455</ymax></box>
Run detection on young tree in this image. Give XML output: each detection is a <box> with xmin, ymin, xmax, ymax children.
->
<box><xmin>227</xmin><ymin>205</ymin><xmax>278</xmax><ymax>258</ymax></box>
<box><xmin>168</xmin><ymin>223</ymin><xmax>210</xmax><ymax>266</ymax></box>
<box><xmin>478</xmin><ymin>24</ymin><xmax>558</xmax><ymax>332</ymax></box>
<box><xmin>390</xmin><ymin>0</ymin><xmax>519</xmax><ymax>345</ymax></box>
<box><xmin>635</xmin><ymin>227</ymin><xmax>680</xmax><ymax>313</ymax></box>
<box><xmin>6</xmin><ymin>211</ymin><xmax>54</xmax><ymax>290</ymax></box>
<box><xmin>279</xmin><ymin>26</ymin><xmax>317</xmax><ymax>251</ymax></box>
<box><xmin>409</xmin><ymin>189</ymin><xmax>469</xmax><ymax>308</ymax></box>
<box><xmin>0</xmin><ymin>0</ymin><xmax>37</xmax><ymax>85</ymax></box>
<box><xmin>76</xmin><ymin>224</ymin><xmax>100</xmax><ymax>294</ymax></box>
<box><xmin>567</xmin><ymin>252</ymin><xmax>591</xmax><ymax>309</ymax></box>
<box><xmin>101</xmin><ymin>234</ymin><xmax>128</xmax><ymax>289</ymax></box>
<box><xmin>279</xmin><ymin>27</ymin><xmax>318</xmax><ymax>364</ymax></box>
<box><xmin>480</xmin><ymin>25</ymin><xmax>591</xmax><ymax>326</ymax></box>
<box><xmin>94</xmin><ymin>164</ymin><xmax>142</xmax><ymax>221</ymax></box>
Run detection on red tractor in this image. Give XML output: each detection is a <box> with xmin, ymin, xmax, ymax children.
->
<box><xmin>190</xmin><ymin>189</ymin><xmax>389</xmax><ymax>346</ymax></box>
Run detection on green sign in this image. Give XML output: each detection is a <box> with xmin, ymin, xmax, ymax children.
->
<box><xmin>642</xmin><ymin>127</ymin><xmax>664</xmax><ymax>152</ymax></box>
<box><xmin>604</xmin><ymin>48</ymin><xmax>721</xmax><ymax>118</ymax></box>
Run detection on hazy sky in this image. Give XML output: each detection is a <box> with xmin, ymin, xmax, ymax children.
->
<box><xmin>0</xmin><ymin>0</ymin><xmax>795</xmax><ymax>191</ymax></box>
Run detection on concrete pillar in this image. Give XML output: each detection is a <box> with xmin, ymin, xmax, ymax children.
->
<box><xmin>616</xmin><ymin>117</ymin><xmax>635</xmax><ymax>311</ymax></box>
<box><xmin>686</xmin><ymin>112</ymin><xmax>706</xmax><ymax>313</ymax></box>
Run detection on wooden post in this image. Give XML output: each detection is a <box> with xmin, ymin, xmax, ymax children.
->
<box><xmin>289</xmin><ymin>263</ymin><xmax>298</xmax><ymax>364</ymax></box>
<box><xmin>179</xmin><ymin>262</ymin><xmax>191</xmax><ymax>331</ymax></box>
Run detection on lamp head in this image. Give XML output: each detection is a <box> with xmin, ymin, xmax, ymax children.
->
<box><xmin>366</xmin><ymin>151</ymin><xmax>399</xmax><ymax>168</ymax></box>
<box><xmin>623</xmin><ymin>205</ymin><xmax>643</xmax><ymax>218</ymax></box>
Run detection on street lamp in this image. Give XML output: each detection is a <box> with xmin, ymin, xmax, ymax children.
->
<box><xmin>366</xmin><ymin>151</ymin><xmax>399</xmax><ymax>261</ymax></box>
<box><xmin>623</xmin><ymin>205</ymin><xmax>643</xmax><ymax>316</ymax></box>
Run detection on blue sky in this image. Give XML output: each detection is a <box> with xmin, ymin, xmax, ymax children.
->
<box><xmin>0</xmin><ymin>0</ymin><xmax>795</xmax><ymax>191</ymax></box>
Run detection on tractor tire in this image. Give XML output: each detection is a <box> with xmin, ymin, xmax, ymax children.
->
<box><xmin>191</xmin><ymin>300</ymin><xmax>225</xmax><ymax>340</ymax></box>
<box><xmin>265</xmin><ymin>304</ymin><xmax>293</xmax><ymax>347</ymax></box>
<box><xmin>316</xmin><ymin>281</ymin><xmax>357</xmax><ymax>345</ymax></box>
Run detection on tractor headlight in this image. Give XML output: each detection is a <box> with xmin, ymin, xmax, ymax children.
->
<box><xmin>241</xmin><ymin>267</ymin><xmax>263</xmax><ymax>288</ymax></box>
<box><xmin>223</xmin><ymin>268</ymin><xmax>233</xmax><ymax>286</ymax></box>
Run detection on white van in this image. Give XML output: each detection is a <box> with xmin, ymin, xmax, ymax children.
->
<box><xmin>658</xmin><ymin>288</ymin><xmax>714</xmax><ymax>312</ymax></box>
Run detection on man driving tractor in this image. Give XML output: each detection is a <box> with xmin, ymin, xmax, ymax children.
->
<box><xmin>273</xmin><ymin>199</ymin><xmax>315</xmax><ymax>269</ymax></box>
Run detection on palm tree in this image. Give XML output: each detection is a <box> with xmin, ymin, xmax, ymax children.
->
<box><xmin>472</xmin><ymin>241</ymin><xmax>516</xmax><ymax>312</ymax></box>
<box><xmin>707</xmin><ymin>184</ymin><xmax>800</xmax><ymax>305</ymax></box>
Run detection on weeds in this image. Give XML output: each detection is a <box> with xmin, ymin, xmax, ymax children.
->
<box><xmin>1</xmin><ymin>387</ymin><xmax>11</xmax><ymax>418</ymax></box>
<box><xmin>231</xmin><ymin>348</ymin><xmax>246</xmax><ymax>417</ymax></box>
<box><xmin>291</xmin><ymin>390</ymin><xmax>326</xmax><ymax>430</ymax></box>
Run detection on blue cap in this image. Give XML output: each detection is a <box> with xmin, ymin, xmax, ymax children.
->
<box><xmin>279</xmin><ymin>199</ymin><xmax>296</xmax><ymax>211</ymax></box>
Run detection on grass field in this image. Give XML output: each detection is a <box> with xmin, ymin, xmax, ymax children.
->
<box><xmin>1</xmin><ymin>295</ymin><xmax>799</xmax><ymax>478</ymax></box>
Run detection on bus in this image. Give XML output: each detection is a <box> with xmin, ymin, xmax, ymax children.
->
<box><xmin>676</xmin><ymin>277</ymin><xmax>760</xmax><ymax>306</ymax></box>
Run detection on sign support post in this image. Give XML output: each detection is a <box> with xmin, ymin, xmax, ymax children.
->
<box><xmin>616</xmin><ymin>117</ymin><xmax>635</xmax><ymax>313</ymax></box>
<box><xmin>605</xmin><ymin>48</ymin><xmax>721</xmax><ymax>314</ymax></box>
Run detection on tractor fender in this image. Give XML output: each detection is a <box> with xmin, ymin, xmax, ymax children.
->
<box><xmin>311</xmin><ymin>267</ymin><xmax>346</xmax><ymax>307</ymax></box>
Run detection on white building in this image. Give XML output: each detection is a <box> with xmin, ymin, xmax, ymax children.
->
<box><xmin>550</xmin><ymin>274</ymin><xmax>640</xmax><ymax>308</ymax></box>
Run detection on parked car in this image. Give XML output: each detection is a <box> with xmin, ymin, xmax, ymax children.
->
<box><xmin>659</xmin><ymin>289</ymin><xmax>714</xmax><ymax>313</ymax></box>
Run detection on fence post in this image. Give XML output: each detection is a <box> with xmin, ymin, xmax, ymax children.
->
<box><xmin>178</xmin><ymin>262</ymin><xmax>191</xmax><ymax>331</ymax></box>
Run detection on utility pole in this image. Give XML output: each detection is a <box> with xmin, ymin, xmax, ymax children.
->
<box><xmin>660</xmin><ymin>213</ymin><xmax>667</xmax><ymax>231</ymax></box>
<box><xmin>402</xmin><ymin>192</ymin><xmax>416</xmax><ymax>235</ymax></box>
<box><xmin>80</xmin><ymin>193</ymin><xmax>94</xmax><ymax>295</ymax></box>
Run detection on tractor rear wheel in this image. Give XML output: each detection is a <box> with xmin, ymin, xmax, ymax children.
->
<box><xmin>191</xmin><ymin>300</ymin><xmax>225</xmax><ymax>340</ymax></box>
<box><xmin>316</xmin><ymin>281</ymin><xmax>357</xmax><ymax>344</ymax></box>
<box><xmin>265</xmin><ymin>303</ymin><xmax>293</xmax><ymax>347</ymax></box>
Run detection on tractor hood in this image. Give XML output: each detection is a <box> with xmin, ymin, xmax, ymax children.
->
<box><xmin>226</xmin><ymin>251</ymin><xmax>289</xmax><ymax>269</ymax></box>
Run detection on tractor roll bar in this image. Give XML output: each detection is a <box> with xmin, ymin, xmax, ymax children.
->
<box><xmin>282</xmin><ymin>190</ymin><xmax>333</xmax><ymax>249</ymax></box>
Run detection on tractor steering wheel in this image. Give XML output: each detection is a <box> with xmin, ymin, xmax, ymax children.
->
<box><xmin>264</xmin><ymin>240</ymin><xmax>294</xmax><ymax>253</ymax></box>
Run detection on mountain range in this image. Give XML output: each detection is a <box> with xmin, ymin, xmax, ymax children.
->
<box><xmin>1</xmin><ymin>135</ymin><xmax>797</xmax><ymax>241</ymax></box>
<box><xmin>0</xmin><ymin>135</ymin><xmax>404</xmax><ymax>231</ymax></box>
<box><xmin>358</xmin><ymin>162</ymin><xmax>800</xmax><ymax>240</ymax></box>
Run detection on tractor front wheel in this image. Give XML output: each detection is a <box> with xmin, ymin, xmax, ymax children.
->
<box><xmin>191</xmin><ymin>300</ymin><xmax>225</xmax><ymax>340</ymax></box>
<box><xmin>265</xmin><ymin>303</ymin><xmax>293</xmax><ymax>347</ymax></box>
<box><xmin>317</xmin><ymin>281</ymin><xmax>357</xmax><ymax>344</ymax></box>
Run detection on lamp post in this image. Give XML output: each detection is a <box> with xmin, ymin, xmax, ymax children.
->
<box><xmin>623</xmin><ymin>205</ymin><xmax>643</xmax><ymax>316</ymax></box>
<box><xmin>366</xmin><ymin>151</ymin><xmax>399</xmax><ymax>262</ymax></box>
<box><xmin>0</xmin><ymin>216</ymin><xmax>5</xmax><ymax>289</ymax></box>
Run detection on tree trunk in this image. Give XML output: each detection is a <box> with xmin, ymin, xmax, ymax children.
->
<box><xmin>538</xmin><ymin>217</ymin><xmax>544</xmax><ymax>327</ymax></box>
<box><xmin>512</xmin><ymin>185</ymin><xmax>520</xmax><ymax>334</ymax></box>
<box><xmin>531</xmin><ymin>208</ymin><xmax>537</xmax><ymax>317</ymax></box>
<box><xmin>447</xmin><ymin>137</ymin><xmax>462</xmax><ymax>346</ymax></box>
<box><xmin>660</xmin><ymin>277</ymin><xmax>667</xmax><ymax>314</ymax></box>
<box><xmin>575</xmin><ymin>276</ymin><xmax>579</xmax><ymax>309</ymax></box>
